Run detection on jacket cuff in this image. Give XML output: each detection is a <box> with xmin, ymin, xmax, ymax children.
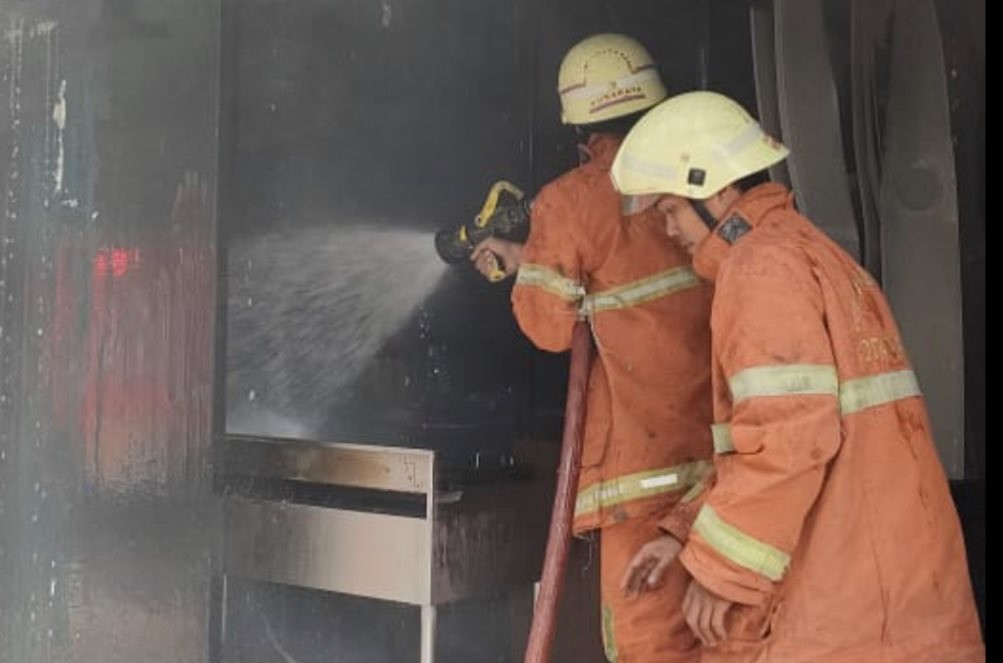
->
<box><xmin>679</xmin><ymin>539</ymin><xmax>775</xmax><ymax>607</ymax></box>
<box><xmin>658</xmin><ymin>500</ymin><xmax>700</xmax><ymax>542</ymax></box>
<box><xmin>657</xmin><ymin>466</ymin><xmax>712</xmax><ymax>541</ymax></box>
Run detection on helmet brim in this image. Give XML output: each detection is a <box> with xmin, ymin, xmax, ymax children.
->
<box><xmin>620</xmin><ymin>193</ymin><xmax>662</xmax><ymax>216</ymax></box>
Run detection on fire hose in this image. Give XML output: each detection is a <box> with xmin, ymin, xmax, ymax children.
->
<box><xmin>524</xmin><ymin>320</ymin><xmax>594</xmax><ymax>663</ymax></box>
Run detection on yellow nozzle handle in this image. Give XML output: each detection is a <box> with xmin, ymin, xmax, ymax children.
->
<box><xmin>474</xmin><ymin>180</ymin><xmax>525</xmax><ymax>229</ymax></box>
<box><xmin>485</xmin><ymin>252</ymin><xmax>506</xmax><ymax>283</ymax></box>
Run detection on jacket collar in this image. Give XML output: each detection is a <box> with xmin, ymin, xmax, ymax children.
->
<box><xmin>577</xmin><ymin>133</ymin><xmax>621</xmax><ymax>168</ymax></box>
<box><xmin>692</xmin><ymin>183</ymin><xmax>794</xmax><ymax>281</ymax></box>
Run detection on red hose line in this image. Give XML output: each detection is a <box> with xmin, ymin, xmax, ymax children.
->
<box><xmin>524</xmin><ymin>321</ymin><xmax>594</xmax><ymax>663</ymax></box>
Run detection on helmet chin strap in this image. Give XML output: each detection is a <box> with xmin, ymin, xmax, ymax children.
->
<box><xmin>692</xmin><ymin>199</ymin><xmax>720</xmax><ymax>231</ymax></box>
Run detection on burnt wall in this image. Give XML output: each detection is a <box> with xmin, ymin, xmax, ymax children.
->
<box><xmin>0</xmin><ymin>1</ymin><xmax>219</xmax><ymax>661</ymax></box>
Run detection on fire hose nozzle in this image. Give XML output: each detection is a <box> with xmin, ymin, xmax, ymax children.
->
<box><xmin>434</xmin><ymin>181</ymin><xmax>530</xmax><ymax>274</ymax></box>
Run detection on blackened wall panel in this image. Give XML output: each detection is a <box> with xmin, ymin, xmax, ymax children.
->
<box><xmin>222</xmin><ymin>0</ymin><xmax>540</xmax><ymax>453</ymax></box>
<box><xmin>0</xmin><ymin>1</ymin><xmax>219</xmax><ymax>661</ymax></box>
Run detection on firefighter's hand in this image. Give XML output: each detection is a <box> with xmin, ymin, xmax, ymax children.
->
<box><xmin>682</xmin><ymin>578</ymin><xmax>734</xmax><ymax>646</ymax></box>
<box><xmin>471</xmin><ymin>238</ymin><xmax>523</xmax><ymax>281</ymax></box>
<box><xmin>620</xmin><ymin>534</ymin><xmax>682</xmax><ymax>597</ymax></box>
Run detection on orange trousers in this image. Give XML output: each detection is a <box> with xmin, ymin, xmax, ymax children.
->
<box><xmin>599</xmin><ymin>511</ymin><xmax>700</xmax><ymax>662</ymax></box>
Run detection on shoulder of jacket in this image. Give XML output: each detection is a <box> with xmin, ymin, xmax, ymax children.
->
<box><xmin>543</xmin><ymin>162</ymin><xmax>591</xmax><ymax>191</ymax></box>
<box><xmin>723</xmin><ymin>231</ymin><xmax>811</xmax><ymax>283</ymax></box>
<box><xmin>533</xmin><ymin>164</ymin><xmax>602</xmax><ymax>217</ymax></box>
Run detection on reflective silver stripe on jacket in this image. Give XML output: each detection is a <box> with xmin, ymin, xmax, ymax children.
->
<box><xmin>579</xmin><ymin>266</ymin><xmax>701</xmax><ymax>316</ymax></box>
<box><xmin>575</xmin><ymin>460</ymin><xmax>712</xmax><ymax>518</ymax></box>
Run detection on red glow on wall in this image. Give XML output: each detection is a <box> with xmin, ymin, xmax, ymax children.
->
<box><xmin>94</xmin><ymin>248</ymin><xmax>141</xmax><ymax>277</ymax></box>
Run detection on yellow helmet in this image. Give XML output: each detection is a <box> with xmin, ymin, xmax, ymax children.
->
<box><xmin>610</xmin><ymin>91</ymin><xmax>789</xmax><ymax>206</ymax></box>
<box><xmin>557</xmin><ymin>34</ymin><xmax>667</xmax><ymax>125</ymax></box>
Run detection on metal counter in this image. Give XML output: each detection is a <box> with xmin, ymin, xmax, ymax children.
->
<box><xmin>216</xmin><ymin>435</ymin><xmax>551</xmax><ymax>662</ymax></box>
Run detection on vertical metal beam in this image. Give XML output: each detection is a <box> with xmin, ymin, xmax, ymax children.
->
<box><xmin>749</xmin><ymin>3</ymin><xmax>792</xmax><ymax>188</ymax></box>
<box><xmin>0</xmin><ymin>14</ymin><xmax>28</xmax><ymax>662</ymax></box>
<box><xmin>773</xmin><ymin>0</ymin><xmax>861</xmax><ymax>259</ymax></box>
<box><xmin>879</xmin><ymin>0</ymin><xmax>965</xmax><ymax>477</ymax></box>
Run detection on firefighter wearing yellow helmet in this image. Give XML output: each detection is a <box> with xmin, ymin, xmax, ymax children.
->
<box><xmin>471</xmin><ymin>39</ymin><xmax>714</xmax><ymax>663</ymax></box>
<box><xmin>609</xmin><ymin>91</ymin><xmax>984</xmax><ymax>661</ymax></box>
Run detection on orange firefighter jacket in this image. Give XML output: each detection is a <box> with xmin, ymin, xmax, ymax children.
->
<box><xmin>678</xmin><ymin>183</ymin><xmax>983</xmax><ymax>661</ymax></box>
<box><xmin>511</xmin><ymin>133</ymin><xmax>715</xmax><ymax>534</ymax></box>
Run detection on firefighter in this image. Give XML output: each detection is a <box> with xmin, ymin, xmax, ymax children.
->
<box><xmin>470</xmin><ymin>34</ymin><xmax>714</xmax><ymax>662</ymax></box>
<box><xmin>610</xmin><ymin>90</ymin><xmax>985</xmax><ymax>661</ymax></box>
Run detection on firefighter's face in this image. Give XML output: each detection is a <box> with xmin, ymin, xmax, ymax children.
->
<box><xmin>655</xmin><ymin>196</ymin><xmax>710</xmax><ymax>254</ymax></box>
